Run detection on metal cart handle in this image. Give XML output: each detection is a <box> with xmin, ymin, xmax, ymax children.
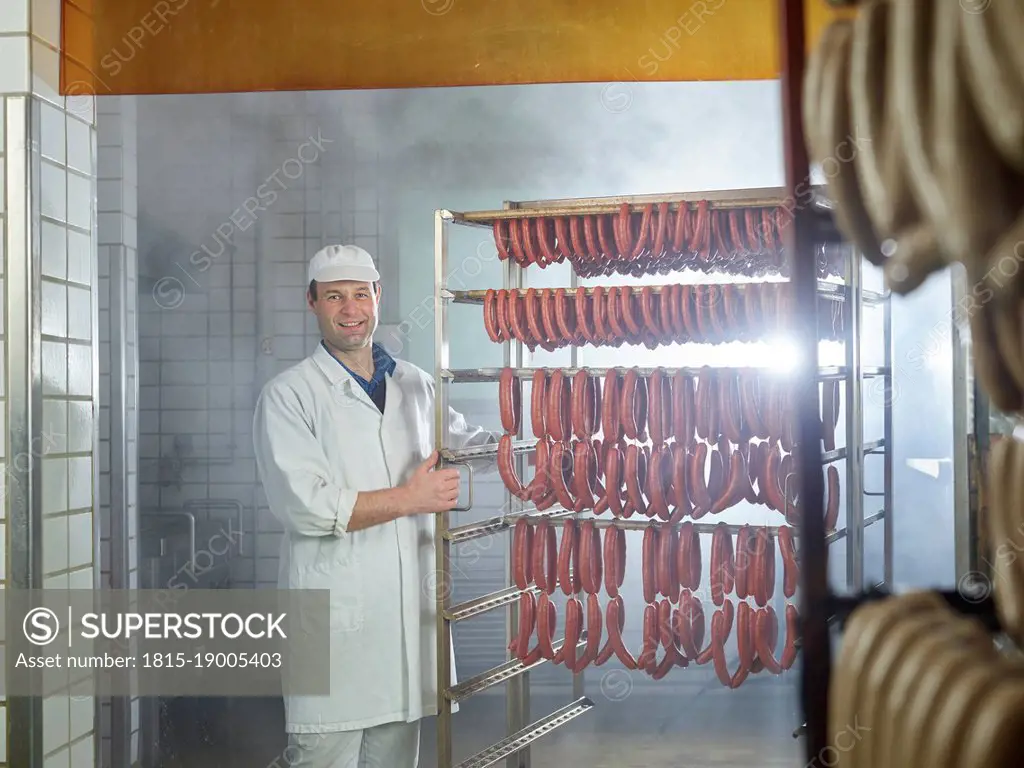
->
<box><xmin>442</xmin><ymin>459</ymin><xmax>474</xmax><ymax>512</ymax></box>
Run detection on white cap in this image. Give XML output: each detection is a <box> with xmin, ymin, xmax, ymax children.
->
<box><xmin>308</xmin><ymin>244</ymin><xmax>381</xmax><ymax>285</ymax></box>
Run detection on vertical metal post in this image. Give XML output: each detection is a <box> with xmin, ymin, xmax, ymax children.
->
<box><xmin>434</xmin><ymin>209</ymin><xmax>454</xmax><ymax>768</ymax></box>
<box><xmin>882</xmin><ymin>289</ymin><xmax>894</xmax><ymax>589</ymax></box>
<box><xmin>108</xmin><ymin>231</ymin><xmax>131</xmax><ymax>768</ymax></box>
<box><xmin>568</xmin><ymin>265</ymin><xmax>584</xmax><ymax>704</ymax></box>
<box><xmin>778</xmin><ymin>0</ymin><xmax>829</xmax><ymax>761</ymax></box>
<box><xmin>844</xmin><ymin>250</ymin><xmax>864</xmax><ymax>591</ymax></box>
<box><xmin>951</xmin><ymin>266</ymin><xmax>982</xmax><ymax>583</ymax></box>
<box><xmin>7</xmin><ymin>94</ymin><xmax>45</xmax><ymax>768</ymax></box>
<box><xmin>504</xmin><ymin>202</ymin><xmax>529</xmax><ymax>768</ymax></box>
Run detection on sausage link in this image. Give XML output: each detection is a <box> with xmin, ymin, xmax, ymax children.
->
<box><xmin>706</xmin><ymin>442</ymin><xmax>727</xmax><ymax>511</ymax></box>
<box><xmin>499</xmin><ymin>368</ymin><xmax>521</xmax><ymax>434</ymax></box>
<box><xmin>534</xmin><ymin>217</ymin><xmax>556</xmax><ymax>266</ymax></box>
<box><xmin>554</xmin><ymin>216</ymin><xmax>573</xmax><ymax>261</ymax></box>
<box><xmin>696</xmin><ymin>597</ymin><xmax>730</xmax><ymax>665</ymax></box>
<box><xmin>562</xmin><ymin>596</ymin><xmax>584</xmax><ymax>671</ymax></box>
<box><xmin>531</xmin><ymin>370</ymin><xmax>548</xmax><ymax>438</ymax></box>
<box><xmin>525</xmin><ymin>288</ymin><xmax>551</xmax><ymax>351</ymax></box>
<box><xmin>614</xmin><ymin>203</ymin><xmax>634</xmax><ymax>258</ymax></box>
<box><xmin>557</xmin><ymin>520</ymin><xmax>580</xmax><ymax>596</ymax></box>
<box><xmin>779</xmin><ymin>604</ymin><xmax>800</xmax><ymax>670</ymax></box>
<box><xmin>642</xmin><ymin>526</ymin><xmax>658</xmax><ymax>603</ymax></box>
<box><xmin>688</xmin><ymin>442</ymin><xmax>711</xmax><ymax>517</ymax></box>
<box><xmin>657</xmin><ymin>524</ymin><xmax>680</xmax><ymax>602</ymax></box>
<box><xmin>620</xmin><ymin>287</ymin><xmax>645</xmax><ymax>339</ymax></box>
<box><xmin>711</xmin><ymin>449</ymin><xmax>746</xmax><ymax>515</ymax></box>
<box><xmin>647</xmin><ymin>444</ymin><xmax>673</xmax><ymax>521</ymax></box>
<box><xmin>667</xmin><ymin>443</ymin><xmax>692</xmax><ymax>523</ymax></box>
<box><xmin>579</xmin><ymin>521</ymin><xmax>603</xmax><ymax>595</ymax></box>
<box><xmin>631</xmin><ymin>204</ymin><xmax>654</xmax><ymax>260</ymax></box>
<box><xmin>554</xmin><ymin>288</ymin><xmax>579</xmax><ymax>344</ymax></box>
<box><xmin>637</xmin><ymin>603</ymin><xmax>659</xmax><ymax>672</ymax></box>
<box><xmin>573</xmin><ymin>440</ymin><xmax>596</xmax><ymax>511</ymax></box>
<box><xmin>825</xmin><ymin>465</ymin><xmax>841</xmax><ymax>531</ymax></box>
<box><xmin>536</xmin><ymin>592</ymin><xmax>558</xmax><ymax>661</ymax></box>
<box><xmin>720</xmin><ymin>372</ymin><xmax>744</xmax><ymax>444</ymax></box>
<box><xmin>483</xmin><ymin>289</ymin><xmax>501</xmax><ymax>342</ymax></box>
<box><xmin>575</xmin><ymin>287</ymin><xmax>597</xmax><ymax>345</ymax></box>
<box><xmin>529</xmin><ymin>437</ymin><xmax>553</xmax><ymax>503</ymax></box>
<box><xmin>604</xmin><ymin>440</ymin><xmax>624</xmax><ymax>516</ymax></box>
<box><xmin>546</xmin><ymin>370</ymin><xmax>572</xmax><ymax>442</ymax></box>
<box><xmin>734</xmin><ymin>525</ymin><xmax>753</xmax><ymax>600</ymax></box>
<box><xmin>520</xmin><ymin>217</ymin><xmax>539</xmax><ymax>265</ymax></box>
<box><xmin>512</xmin><ymin>518</ymin><xmax>534</xmax><ymax>591</ymax></box>
<box><xmin>778</xmin><ymin>525</ymin><xmax>799</xmax><ymax>598</ymax></box>
<box><xmin>591</xmin><ymin>286</ymin><xmax>610</xmax><ymax>346</ymax></box>
<box><xmin>639</xmin><ymin>286</ymin><xmax>661</xmax><ymax>348</ymax></box>
<box><xmin>532</xmin><ymin>519</ymin><xmax>558</xmax><ymax>595</ymax></box>
<box><xmin>755</xmin><ymin>605</ymin><xmax>799</xmax><ymax>675</ymax></box>
<box><xmin>605</xmin><ymin>286</ymin><xmax>627</xmax><ymax>345</ymax></box>
<box><xmin>625</xmin><ymin>443</ymin><xmax>648</xmax><ymax>517</ymax></box>
<box><xmin>713</xmin><ymin>600</ymin><xmax>753</xmax><ymax>688</ymax></box>
<box><xmin>603</xmin><ymin>525</ymin><xmax>626</xmax><ymax>598</ymax></box>
<box><xmin>549</xmin><ymin>441</ymin><xmax>576</xmax><ymax>511</ymax></box>
<box><xmin>605</xmin><ymin>596</ymin><xmax>638</xmax><ymax>669</ymax></box>
<box><xmin>602</xmin><ymin>370</ymin><xmax>623</xmax><ymax>442</ymax></box>
<box><xmin>571</xmin><ymin>370</ymin><xmax>591</xmax><ymax>440</ymax></box>
<box><xmin>576</xmin><ymin>592</ymin><xmax>603</xmax><ymax>669</ymax></box>
<box><xmin>677</xmin><ymin>522</ymin><xmax>700</xmax><ymax>591</ymax></box>
<box><xmin>568</xmin><ymin>216</ymin><xmax>587</xmax><ymax>260</ymax></box>
<box><xmin>498</xmin><ymin>434</ymin><xmax>528</xmax><ymax>500</ymax></box>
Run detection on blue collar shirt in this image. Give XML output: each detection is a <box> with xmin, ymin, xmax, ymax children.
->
<box><xmin>321</xmin><ymin>341</ymin><xmax>396</xmax><ymax>410</ymax></box>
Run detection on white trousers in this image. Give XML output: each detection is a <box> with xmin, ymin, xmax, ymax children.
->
<box><xmin>282</xmin><ymin>720</ymin><xmax>421</xmax><ymax>768</ymax></box>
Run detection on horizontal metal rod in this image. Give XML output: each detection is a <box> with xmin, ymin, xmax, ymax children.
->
<box><xmin>446</xmin><ymin>585</ymin><xmax>527</xmax><ymax>623</ymax></box>
<box><xmin>447</xmin><ymin>635</ymin><xmax>588</xmax><ymax>704</ymax></box>
<box><xmin>863</xmin><ymin>509</ymin><xmax>885</xmax><ymax>529</ymax></box>
<box><xmin>441</xmin><ymin>366</ymin><xmax>888</xmax><ymax>383</ymax></box>
<box><xmin>443</xmin><ymin>281</ymin><xmax>886</xmax><ymax>306</ymax></box>
<box><xmin>454</xmin><ymin>697</ymin><xmax>595</xmax><ymax>768</ymax></box>
<box><xmin>448</xmin><ymin>186</ymin><xmax>834</xmax><ymax>222</ymax></box>
<box><xmin>444</xmin><ymin>436</ymin><xmax>881</xmax><ymax>470</ymax></box>
<box><xmin>822</xmin><ymin>438</ymin><xmax>886</xmax><ymax>464</ymax></box>
<box><xmin>448</xmin><ymin>503</ymin><xmax>847</xmax><ymax>544</ymax></box>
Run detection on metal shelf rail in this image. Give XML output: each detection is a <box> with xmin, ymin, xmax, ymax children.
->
<box><xmin>433</xmin><ymin>184</ymin><xmax>893</xmax><ymax>768</ymax></box>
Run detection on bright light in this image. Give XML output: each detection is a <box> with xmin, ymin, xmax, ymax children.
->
<box><xmin>765</xmin><ymin>336</ymin><xmax>801</xmax><ymax>372</ymax></box>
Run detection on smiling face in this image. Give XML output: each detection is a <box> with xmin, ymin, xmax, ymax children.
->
<box><xmin>307</xmin><ymin>279</ymin><xmax>382</xmax><ymax>355</ymax></box>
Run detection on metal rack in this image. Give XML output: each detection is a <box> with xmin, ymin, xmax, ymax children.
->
<box><xmin>432</xmin><ymin>180</ymin><xmax>894</xmax><ymax>766</ymax></box>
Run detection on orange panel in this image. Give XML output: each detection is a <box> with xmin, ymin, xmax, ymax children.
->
<box><xmin>61</xmin><ymin>0</ymin><xmax>853</xmax><ymax>96</ymax></box>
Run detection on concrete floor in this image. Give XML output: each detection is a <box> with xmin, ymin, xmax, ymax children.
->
<box><xmin>155</xmin><ymin>674</ymin><xmax>804</xmax><ymax>767</ymax></box>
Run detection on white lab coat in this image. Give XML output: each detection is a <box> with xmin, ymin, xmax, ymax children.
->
<box><xmin>252</xmin><ymin>343</ymin><xmax>499</xmax><ymax>734</ymax></box>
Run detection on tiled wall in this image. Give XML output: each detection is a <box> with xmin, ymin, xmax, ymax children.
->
<box><xmin>136</xmin><ymin>94</ymin><xmax>388</xmax><ymax>592</ymax></box>
<box><xmin>96</xmin><ymin>95</ymin><xmax>140</xmax><ymax>768</ymax></box>
<box><xmin>1</xmin><ymin>0</ymin><xmax>100</xmax><ymax>765</ymax></box>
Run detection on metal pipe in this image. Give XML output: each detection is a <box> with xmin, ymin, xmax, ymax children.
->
<box><xmin>883</xmin><ymin>286</ymin><xmax>895</xmax><ymax>590</ymax></box>
<box><xmin>434</xmin><ymin>209</ymin><xmax>454</xmax><ymax>768</ymax></box>
<box><xmin>845</xmin><ymin>250</ymin><xmax>864</xmax><ymax>592</ymax></box>
<box><xmin>182</xmin><ymin>498</ymin><xmax>246</xmax><ymax>556</ymax></box>
<box><xmin>777</xmin><ymin>0</ymin><xmax>829</xmax><ymax>761</ymax></box>
<box><xmin>141</xmin><ymin>511</ymin><xmax>197</xmax><ymax>575</ymax></box>
<box><xmin>443</xmin><ymin>281</ymin><xmax>887</xmax><ymax>305</ymax></box>
<box><xmin>441</xmin><ymin>366</ymin><xmax>885</xmax><ymax>382</ymax></box>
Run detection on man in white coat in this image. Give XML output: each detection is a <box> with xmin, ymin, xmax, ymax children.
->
<box><xmin>253</xmin><ymin>244</ymin><xmax>499</xmax><ymax>767</ymax></box>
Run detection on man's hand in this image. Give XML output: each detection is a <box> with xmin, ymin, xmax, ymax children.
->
<box><xmin>400</xmin><ymin>451</ymin><xmax>462</xmax><ymax>514</ymax></box>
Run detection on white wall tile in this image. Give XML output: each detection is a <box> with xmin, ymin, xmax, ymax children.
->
<box><xmin>42</xmin><ymin>398</ymin><xmax>68</xmax><ymax>453</ymax></box>
<box><xmin>66</xmin><ymin>115</ymin><xmax>92</xmax><ymax>175</ymax></box>
<box><xmin>67</xmin><ymin>511</ymin><xmax>92</xmax><ymax>567</ymax></box>
<box><xmin>66</xmin><ymin>172</ymin><xmax>92</xmax><ymax>230</ymax></box>
<box><xmin>40</xmin><ymin>159</ymin><xmax>66</xmax><ymax>221</ymax></box>
<box><xmin>67</xmin><ymin>285</ymin><xmax>91</xmax><ymax>340</ymax></box>
<box><xmin>42</xmin><ymin>457</ymin><xmax>68</xmax><ymax>515</ymax></box>
<box><xmin>41</xmin><ymin>219</ymin><xmax>67</xmax><ymax>278</ymax></box>
<box><xmin>67</xmin><ymin>228</ymin><xmax>92</xmax><ymax>285</ymax></box>
<box><xmin>39</xmin><ymin>99</ymin><xmax>65</xmax><ymax>164</ymax></box>
<box><xmin>42</xmin><ymin>339</ymin><xmax>68</xmax><ymax>395</ymax></box>
<box><xmin>42</xmin><ymin>695</ymin><xmax>69</xmax><ymax>755</ymax></box>
<box><xmin>29</xmin><ymin>37</ymin><xmax>61</xmax><ymax>108</ymax></box>
<box><xmin>30</xmin><ymin>0</ymin><xmax>60</xmax><ymax>47</ymax></box>
<box><xmin>1</xmin><ymin>0</ymin><xmax>30</xmax><ymax>33</ymax></box>
<box><xmin>0</xmin><ymin>36</ymin><xmax>30</xmax><ymax>92</ymax></box>
<box><xmin>67</xmin><ymin>400</ymin><xmax>93</xmax><ymax>453</ymax></box>
<box><xmin>41</xmin><ymin>279</ymin><xmax>67</xmax><ymax>337</ymax></box>
<box><xmin>67</xmin><ymin>342</ymin><xmax>92</xmax><ymax>396</ymax></box>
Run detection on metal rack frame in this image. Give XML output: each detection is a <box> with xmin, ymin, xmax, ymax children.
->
<box><xmin>432</xmin><ymin>182</ymin><xmax>893</xmax><ymax>767</ymax></box>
